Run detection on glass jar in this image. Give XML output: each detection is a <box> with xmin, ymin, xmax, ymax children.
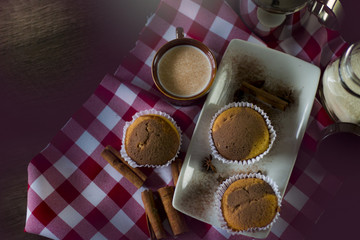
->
<box><xmin>320</xmin><ymin>42</ymin><xmax>360</xmax><ymax>125</ymax></box>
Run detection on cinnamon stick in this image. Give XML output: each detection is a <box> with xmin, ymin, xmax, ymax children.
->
<box><xmin>105</xmin><ymin>145</ymin><xmax>147</xmax><ymax>182</ymax></box>
<box><xmin>171</xmin><ymin>158</ymin><xmax>183</xmax><ymax>187</ymax></box>
<box><xmin>240</xmin><ymin>81</ymin><xmax>289</xmax><ymax>111</ymax></box>
<box><xmin>158</xmin><ymin>186</ymin><xmax>188</xmax><ymax>236</ymax></box>
<box><xmin>145</xmin><ymin>214</ymin><xmax>157</xmax><ymax>240</ymax></box>
<box><xmin>101</xmin><ymin>149</ymin><xmax>145</xmax><ymax>188</ymax></box>
<box><xmin>142</xmin><ymin>190</ymin><xmax>167</xmax><ymax>239</ymax></box>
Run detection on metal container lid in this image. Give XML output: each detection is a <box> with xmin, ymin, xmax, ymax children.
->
<box><xmin>253</xmin><ymin>0</ymin><xmax>344</xmax><ymax>30</ymax></box>
<box><xmin>309</xmin><ymin>0</ymin><xmax>344</xmax><ymax>30</ymax></box>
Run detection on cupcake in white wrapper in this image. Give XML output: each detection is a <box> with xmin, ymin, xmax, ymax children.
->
<box><xmin>120</xmin><ymin>109</ymin><xmax>182</xmax><ymax>168</ymax></box>
<box><xmin>209</xmin><ymin>102</ymin><xmax>276</xmax><ymax>165</ymax></box>
<box><xmin>215</xmin><ymin>173</ymin><xmax>281</xmax><ymax>234</ymax></box>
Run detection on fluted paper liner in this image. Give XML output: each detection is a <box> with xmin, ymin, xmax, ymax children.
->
<box><xmin>215</xmin><ymin>173</ymin><xmax>282</xmax><ymax>234</ymax></box>
<box><xmin>120</xmin><ymin>109</ymin><xmax>182</xmax><ymax>168</ymax></box>
<box><xmin>208</xmin><ymin>102</ymin><xmax>276</xmax><ymax>165</ymax></box>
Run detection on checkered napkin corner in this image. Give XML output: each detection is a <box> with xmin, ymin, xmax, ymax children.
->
<box><xmin>271</xmin><ymin>16</ymin><xmax>348</xmax><ymax>69</ymax></box>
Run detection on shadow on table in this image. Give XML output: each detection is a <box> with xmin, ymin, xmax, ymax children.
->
<box><xmin>307</xmin><ymin>130</ymin><xmax>360</xmax><ymax>239</ymax></box>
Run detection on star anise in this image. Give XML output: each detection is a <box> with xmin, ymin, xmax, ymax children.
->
<box><xmin>202</xmin><ymin>154</ymin><xmax>217</xmax><ymax>173</ymax></box>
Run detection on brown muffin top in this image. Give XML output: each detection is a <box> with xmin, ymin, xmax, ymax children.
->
<box><xmin>212</xmin><ymin>107</ymin><xmax>269</xmax><ymax>161</ymax></box>
<box><xmin>125</xmin><ymin>115</ymin><xmax>180</xmax><ymax>166</ymax></box>
<box><xmin>221</xmin><ymin>178</ymin><xmax>278</xmax><ymax>231</ymax></box>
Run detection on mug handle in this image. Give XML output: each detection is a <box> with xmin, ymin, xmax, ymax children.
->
<box><xmin>176</xmin><ymin>27</ymin><xmax>184</xmax><ymax>39</ymax></box>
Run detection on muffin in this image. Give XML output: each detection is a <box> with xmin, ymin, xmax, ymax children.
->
<box><xmin>121</xmin><ymin>109</ymin><xmax>181</xmax><ymax>168</ymax></box>
<box><xmin>209</xmin><ymin>102</ymin><xmax>275</xmax><ymax>165</ymax></box>
<box><xmin>215</xmin><ymin>173</ymin><xmax>281</xmax><ymax>233</ymax></box>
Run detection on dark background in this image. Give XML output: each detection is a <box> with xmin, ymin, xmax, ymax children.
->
<box><xmin>0</xmin><ymin>0</ymin><xmax>359</xmax><ymax>239</ymax></box>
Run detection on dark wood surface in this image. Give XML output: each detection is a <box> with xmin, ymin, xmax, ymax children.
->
<box><xmin>0</xmin><ymin>1</ymin><xmax>359</xmax><ymax>239</ymax></box>
<box><xmin>0</xmin><ymin>1</ymin><xmax>159</xmax><ymax>239</ymax></box>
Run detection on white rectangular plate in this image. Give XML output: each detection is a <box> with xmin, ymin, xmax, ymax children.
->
<box><xmin>173</xmin><ymin>39</ymin><xmax>321</xmax><ymax>238</ymax></box>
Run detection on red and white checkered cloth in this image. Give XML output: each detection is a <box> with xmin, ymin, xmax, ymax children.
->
<box><xmin>25</xmin><ymin>0</ymin><xmax>348</xmax><ymax>239</ymax></box>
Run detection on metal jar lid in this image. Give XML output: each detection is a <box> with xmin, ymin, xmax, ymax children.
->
<box><xmin>309</xmin><ymin>0</ymin><xmax>344</xmax><ymax>30</ymax></box>
<box><xmin>252</xmin><ymin>0</ymin><xmax>344</xmax><ymax>30</ymax></box>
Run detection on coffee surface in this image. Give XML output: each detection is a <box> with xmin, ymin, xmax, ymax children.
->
<box><xmin>158</xmin><ymin>45</ymin><xmax>212</xmax><ymax>97</ymax></box>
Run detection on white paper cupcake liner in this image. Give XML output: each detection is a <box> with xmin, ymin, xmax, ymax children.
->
<box><xmin>208</xmin><ymin>102</ymin><xmax>276</xmax><ymax>165</ymax></box>
<box><xmin>120</xmin><ymin>109</ymin><xmax>182</xmax><ymax>168</ymax></box>
<box><xmin>214</xmin><ymin>173</ymin><xmax>282</xmax><ymax>234</ymax></box>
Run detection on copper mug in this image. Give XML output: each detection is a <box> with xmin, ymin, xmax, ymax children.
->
<box><xmin>151</xmin><ymin>27</ymin><xmax>217</xmax><ymax>105</ymax></box>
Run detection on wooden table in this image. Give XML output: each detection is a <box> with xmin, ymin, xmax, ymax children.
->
<box><xmin>0</xmin><ymin>1</ymin><xmax>359</xmax><ymax>239</ymax></box>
